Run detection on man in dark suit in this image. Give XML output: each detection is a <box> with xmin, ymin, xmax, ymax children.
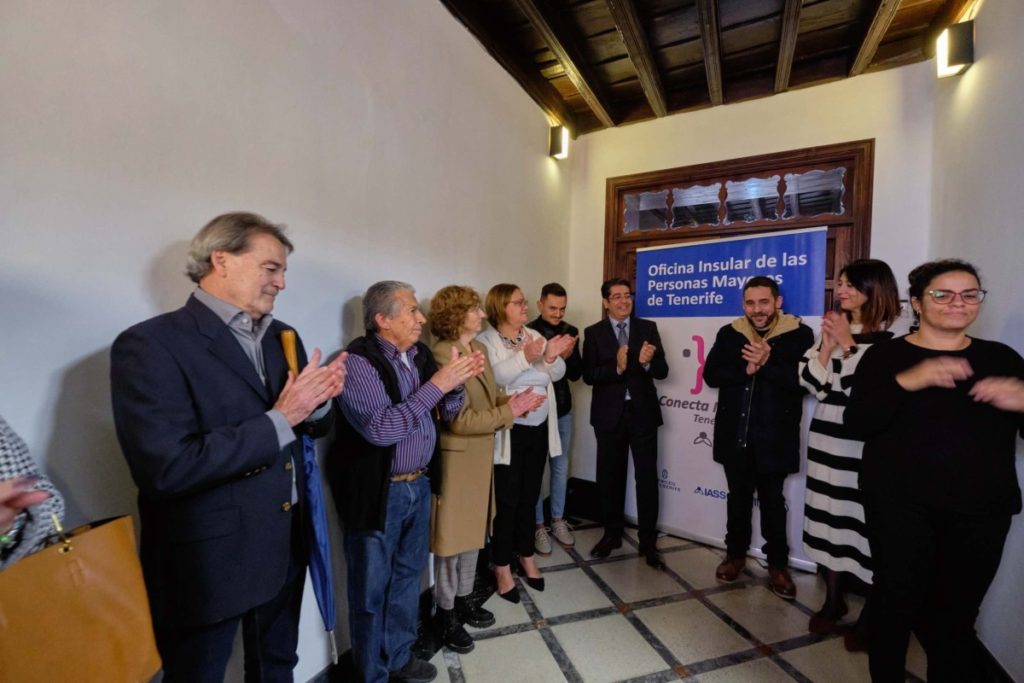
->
<box><xmin>110</xmin><ymin>212</ymin><xmax>346</xmax><ymax>682</ymax></box>
<box><xmin>582</xmin><ymin>278</ymin><xmax>669</xmax><ymax>568</ymax></box>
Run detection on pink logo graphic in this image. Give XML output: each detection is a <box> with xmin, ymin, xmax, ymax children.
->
<box><xmin>690</xmin><ymin>334</ymin><xmax>706</xmax><ymax>395</ymax></box>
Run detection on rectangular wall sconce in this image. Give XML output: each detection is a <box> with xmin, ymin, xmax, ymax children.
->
<box><xmin>937</xmin><ymin>20</ymin><xmax>974</xmax><ymax>78</ymax></box>
<box><xmin>549</xmin><ymin>125</ymin><xmax>569</xmax><ymax>159</ymax></box>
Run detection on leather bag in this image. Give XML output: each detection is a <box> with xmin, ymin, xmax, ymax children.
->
<box><xmin>0</xmin><ymin>515</ymin><xmax>161</xmax><ymax>682</ymax></box>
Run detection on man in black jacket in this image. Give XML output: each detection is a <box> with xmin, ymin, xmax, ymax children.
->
<box><xmin>527</xmin><ymin>283</ymin><xmax>582</xmax><ymax>554</ymax></box>
<box><xmin>703</xmin><ymin>276</ymin><xmax>813</xmax><ymax>599</ymax></box>
<box><xmin>582</xmin><ymin>278</ymin><xmax>670</xmax><ymax>568</ymax></box>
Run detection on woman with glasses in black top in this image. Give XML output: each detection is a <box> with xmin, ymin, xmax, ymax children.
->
<box><xmin>846</xmin><ymin>259</ymin><xmax>1024</xmax><ymax>682</ymax></box>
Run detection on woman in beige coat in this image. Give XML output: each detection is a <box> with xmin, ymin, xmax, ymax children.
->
<box><xmin>428</xmin><ymin>285</ymin><xmax>545</xmax><ymax>654</ymax></box>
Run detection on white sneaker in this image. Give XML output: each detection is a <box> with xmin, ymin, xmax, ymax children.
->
<box><xmin>534</xmin><ymin>526</ymin><xmax>552</xmax><ymax>556</ymax></box>
<box><xmin>550</xmin><ymin>519</ymin><xmax>575</xmax><ymax>548</ymax></box>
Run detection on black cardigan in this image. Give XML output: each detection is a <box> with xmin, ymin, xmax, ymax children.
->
<box><xmin>326</xmin><ymin>336</ymin><xmax>442</xmax><ymax>532</ymax></box>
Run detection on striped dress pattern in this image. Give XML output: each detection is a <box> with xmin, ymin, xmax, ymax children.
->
<box><xmin>798</xmin><ymin>328</ymin><xmax>891</xmax><ymax>584</ymax></box>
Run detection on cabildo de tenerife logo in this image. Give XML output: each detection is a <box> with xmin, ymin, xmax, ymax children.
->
<box><xmin>692</xmin><ymin>485</ymin><xmax>729</xmax><ymax>500</ymax></box>
<box><xmin>658</xmin><ymin>469</ymin><xmax>681</xmax><ymax>493</ymax></box>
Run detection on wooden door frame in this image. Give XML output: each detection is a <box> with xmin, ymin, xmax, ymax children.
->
<box><xmin>603</xmin><ymin>140</ymin><xmax>874</xmax><ymax>298</ymax></box>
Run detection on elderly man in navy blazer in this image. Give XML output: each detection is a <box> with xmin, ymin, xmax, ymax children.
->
<box><xmin>582</xmin><ymin>277</ymin><xmax>669</xmax><ymax>569</ymax></box>
<box><xmin>111</xmin><ymin>212</ymin><xmax>346</xmax><ymax>682</ymax></box>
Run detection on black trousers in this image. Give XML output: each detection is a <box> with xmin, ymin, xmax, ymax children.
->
<box><xmin>492</xmin><ymin>422</ymin><xmax>548</xmax><ymax>566</ymax></box>
<box><xmin>722</xmin><ymin>462</ymin><xmax>789</xmax><ymax>568</ymax></box>
<box><xmin>594</xmin><ymin>401</ymin><xmax>660</xmax><ymax>548</ymax></box>
<box><xmin>864</xmin><ymin>496</ymin><xmax>1011</xmax><ymax>683</ymax></box>
<box><xmin>156</xmin><ymin>506</ymin><xmax>307</xmax><ymax>683</ymax></box>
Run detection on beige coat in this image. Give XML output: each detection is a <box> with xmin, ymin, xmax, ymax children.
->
<box><xmin>430</xmin><ymin>338</ymin><xmax>515</xmax><ymax>557</ymax></box>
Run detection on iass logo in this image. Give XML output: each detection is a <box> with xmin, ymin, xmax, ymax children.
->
<box><xmin>693</xmin><ymin>485</ymin><xmax>728</xmax><ymax>500</ymax></box>
<box><xmin>658</xmin><ymin>468</ymin><xmax>681</xmax><ymax>493</ymax></box>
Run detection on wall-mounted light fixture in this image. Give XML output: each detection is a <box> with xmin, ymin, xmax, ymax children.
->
<box><xmin>937</xmin><ymin>20</ymin><xmax>974</xmax><ymax>78</ymax></box>
<box><xmin>549</xmin><ymin>125</ymin><xmax>569</xmax><ymax>159</ymax></box>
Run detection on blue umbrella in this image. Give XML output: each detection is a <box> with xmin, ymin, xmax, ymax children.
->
<box><xmin>282</xmin><ymin>331</ymin><xmax>337</xmax><ymax>664</ymax></box>
<box><xmin>302</xmin><ymin>434</ymin><xmax>338</xmax><ymax>664</ymax></box>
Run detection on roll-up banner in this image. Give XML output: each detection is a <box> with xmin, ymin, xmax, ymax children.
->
<box><xmin>625</xmin><ymin>227</ymin><xmax>827</xmax><ymax>569</ymax></box>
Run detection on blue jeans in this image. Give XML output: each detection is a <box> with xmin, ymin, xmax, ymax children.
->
<box><xmin>343</xmin><ymin>476</ymin><xmax>430</xmax><ymax>683</ymax></box>
<box><xmin>535</xmin><ymin>412</ymin><xmax>572</xmax><ymax>523</ymax></box>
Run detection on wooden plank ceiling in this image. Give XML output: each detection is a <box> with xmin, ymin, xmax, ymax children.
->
<box><xmin>439</xmin><ymin>0</ymin><xmax>973</xmax><ymax>136</ymax></box>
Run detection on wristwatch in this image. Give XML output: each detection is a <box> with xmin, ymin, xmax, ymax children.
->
<box><xmin>842</xmin><ymin>344</ymin><xmax>858</xmax><ymax>359</ymax></box>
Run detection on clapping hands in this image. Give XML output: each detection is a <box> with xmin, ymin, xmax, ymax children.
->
<box><xmin>507</xmin><ymin>387</ymin><xmax>547</xmax><ymax>417</ymax></box>
<box><xmin>742</xmin><ymin>339</ymin><xmax>771</xmax><ymax>374</ymax></box>
<box><xmin>431</xmin><ymin>346</ymin><xmax>486</xmax><ymax>393</ymax></box>
<box><xmin>543</xmin><ymin>334</ymin><xmax>576</xmax><ymax>363</ymax></box>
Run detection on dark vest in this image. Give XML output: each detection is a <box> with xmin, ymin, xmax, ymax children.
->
<box><xmin>326</xmin><ymin>335</ymin><xmax>441</xmax><ymax>532</ymax></box>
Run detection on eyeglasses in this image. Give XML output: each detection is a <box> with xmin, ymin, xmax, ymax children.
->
<box><xmin>508</xmin><ymin>299</ymin><xmax>529</xmax><ymax>307</ymax></box>
<box><xmin>608</xmin><ymin>293</ymin><xmax>633</xmax><ymax>302</ymax></box>
<box><xmin>926</xmin><ymin>289</ymin><xmax>987</xmax><ymax>305</ymax></box>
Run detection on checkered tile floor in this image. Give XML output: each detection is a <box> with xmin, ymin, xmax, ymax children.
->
<box><xmin>419</xmin><ymin>521</ymin><xmax>928</xmax><ymax>683</ymax></box>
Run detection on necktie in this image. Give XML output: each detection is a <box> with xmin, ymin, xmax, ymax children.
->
<box><xmin>616</xmin><ymin>322</ymin><xmax>628</xmax><ymax>346</ymax></box>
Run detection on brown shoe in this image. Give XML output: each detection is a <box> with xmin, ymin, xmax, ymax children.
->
<box><xmin>715</xmin><ymin>556</ymin><xmax>746</xmax><ymax>583</ymax></box>
<box><xmin>768</xmin><ymin>566</ymin><xmax>796</xmax><ymax>600</ymax></box>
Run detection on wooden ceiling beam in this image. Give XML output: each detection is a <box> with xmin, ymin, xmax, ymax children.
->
<box><xmin>512</xmin><ymin>0</ymin><xmax>616</xmax><ymax>128</ymax></box>
<box><xmin>923</xmin><ymin>0</ymin><xmax>975</xmax><ymax>58</ymax></box>
<box><xmin>695</xmin><ymin>0</ymin><xmax>724</xmax><ymax>106</ymax></box>
<box><xmin>774</xmin><ymin>0</ymin><xmax>802</xmax><ymax>93</ymax></box>
<box><xmin>849</xmin><ymin>0</ymin><xmax>902</xmax><ymax>76</ymax></box>
<box><xmin>606</xmin><ymin>0</ymin><xmax>667</xmax><ymax>117</ymax></box>
<box><xmin>438</xmin><ymin>0</ymin><xmax>577</xmax><ymax>134</ymax></box>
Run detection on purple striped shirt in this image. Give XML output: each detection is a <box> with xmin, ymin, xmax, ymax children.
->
<box><xmin>340</xmin><ymin>335</ymin><xmax>464</xmax><ymax>475</ymax></box>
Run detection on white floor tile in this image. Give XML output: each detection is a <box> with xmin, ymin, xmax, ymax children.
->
<box><xmin>691</xmin><ymin>657</ymin><xmax>794</xmax><ymax>683</ymax></box>
<box><xmin>455</xmin><ymin>629</ymin><xmax>564</xmax><ymax>682</ymax></box>
<box><xmin>707</xmin><ymin>585</ymin><xmax>810</xmax><ymax>644</ymax></box>
<box><xmin>524</xmin><ymin>567</ymin><xmax>615</xmax><ymax>619</ymax></box>
<box><xmin>780</xmin><ymin>637</ymin><xmax>870</xmax><ymax>683</ymax></box>
<box><xmin>471</xmin><ymin>590</ymin><xmax>532</xmax><ymax>632</ymax></box>
<box><xmin>634</xmin><ymin>600</ymin><xmax>753</xmax><ymax>664</ymax></box>
<box><xmin>664</xmin><ymin>547</ymin><xmax>731</xmax><ymax>590</ymax></box>
<box><xmin>590</xmin><ymin>556</ymin><xmax>688</xmax><ymax>603</ymax></box>
<box><xmin>551</xmin><ymin>613</ymin><xmax>667</xmax><ymax>683</ymax></box>
<box><xmin>534</xmin><ymin>539</ymin><xmax>573</xmax><ymax>568</ymax></box>
<box><xmin>622</xmin><ymin>528</ymin><xmax>691</xmax><ymax>549</ymax></box>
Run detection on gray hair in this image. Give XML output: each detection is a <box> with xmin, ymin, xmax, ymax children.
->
<box><xmin>185</xmin><ymin>212</ymin><xmax>294</xmax><ymax>283</ymax></box>
<box><xmin>363</xmin><ymin>280</ymin><xmax>415</xmax><ymax>332</ymax></box>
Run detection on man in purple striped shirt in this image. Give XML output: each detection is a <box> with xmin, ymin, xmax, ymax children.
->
<box><xmin>329</xmin><ymin>281</ymin><xmax>483</xmax><ymax>683</ymax></box>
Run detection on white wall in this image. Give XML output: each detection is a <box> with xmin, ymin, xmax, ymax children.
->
<box><xmin>930</xmin><ymin>0</ymin><xmax>1024</xmax><ymax>677</ymax></box>
<box><xmin>565</xmin><ymin>62</ymin><xmax>937</xmax><ymax>480</ymax></box>
<box><xmin>0</xmin><ymin>1</ymin><xmax>568</xmax><ymax>679</ymax></box>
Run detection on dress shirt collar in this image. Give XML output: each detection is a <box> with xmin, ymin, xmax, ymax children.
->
<box><xmin>373</xmin><ymin>333</ymin><xmax>418</xmax><ymax>365</ymax></box>
<box><xmin>194</xmin><ymin>287</ymin><xmax>273</xmax><ymax>339</ymax></box>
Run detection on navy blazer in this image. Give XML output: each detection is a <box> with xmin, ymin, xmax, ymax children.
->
<box><xmin>582</xmin><ymin>316</ymin><xmax>669</xmax><ymax>432</ymax></box>
<box><xmin>110</xmin><ymin>294</ymin><xmax>331</xmax><ymax>627</ymax></box>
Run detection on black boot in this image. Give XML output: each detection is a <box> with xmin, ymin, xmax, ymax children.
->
<box><xmin>435</xmin><ymin>607</ymin><xmax>474</xmax><ymax>653</ymax></box>
<box><xmin>454</xmin><ymin>595</ymin><xmax>496</xmax><ymax>628</ymax></box>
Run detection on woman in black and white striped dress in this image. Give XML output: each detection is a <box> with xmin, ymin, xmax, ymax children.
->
<box><xmin>799</xmin><ymin>259</ymin><xmax>901</xmax><ymax>645</ymax></box>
